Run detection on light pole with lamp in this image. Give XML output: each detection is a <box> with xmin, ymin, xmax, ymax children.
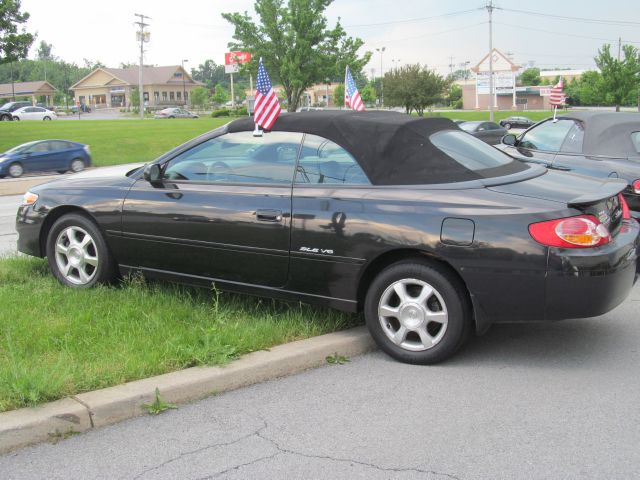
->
<box><xmin>376</xmin><ymin>46</ymin><xmax>385</xmax><ymax>107</ymax></box>
<box><xmin>181</xmin><ymin>59</ymin><xmax>188</xmax><ymax>106</ymax></box>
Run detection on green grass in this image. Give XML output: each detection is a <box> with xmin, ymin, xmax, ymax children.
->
<box><xmin>0</xmin><ymin>117</ymin><xmax>233</xmax><ymax>167</ymax></box>
<box><xmin>0</xmin><ymin>256</ymin><xmax>359</xmax><ymax>412</ymax></box>
<box><xmin>424</xmin><ymin>110</ymin><xmax>566</xmax><ymax>122</ymax></box>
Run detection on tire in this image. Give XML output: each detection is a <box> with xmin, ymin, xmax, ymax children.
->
<box><xmin>57</xmin><ymin>170</ymin><xmax>67</xmax><ymax>174</ymax></box>
<box><xmin>504</xmin><ymin>123</ymin><xmax>511</xmax><ymax>130</ymax></box>
<box><xmin>364</xmin><ymin>260</ymin><xmax>471</xmax><ymax>365</ymax></box>
<box><xmin>8</xmin><ymin>162</ymin><xmax>23</xmax><ymax>178</ymax></box>
<box><xmin>0</xmin><ymin>115</ymin><xmax>10</xmax><ymax>121</ymax></box>
<box><xmin>46</xmin><ymin>213</ymin><xmax>117</xmax><ymax>288</ymax></box>
<box><xmin>43</xmin><ymin>116</ymin><xmax>51</xmax><ymax>121</ymax></box>
<box><xmin>70</xmin><ymin>159</ymin><xmax>85</xmax><ymax>173</ymax></box>
<box><xmin>13</xmin><ymin>117</ymin><xmax>19</xmax><ymax>121</ymax></box>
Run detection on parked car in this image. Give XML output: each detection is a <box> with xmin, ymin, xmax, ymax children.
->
<box><xmin>154</xmin><ymin>107</ymin><xmax>199</xmax><ymax>119</ymax></box>
<box><xmin>70</xmin><ymin>104</ymin><xmax>91</xmax><ymax>113</ymax></box>
<box><xmin>498</xmin><ymin>112</ymin><xmax>640</xmax><ymax>218</ymax></box>
<box><xmin>499</xmin><ymin>116</ymin><xmax>535</xmax><ymax>129</ymax></box>
<box><xmin>16</xmin><ymin>112</ymin><xmax>639</xmax><ymax>364</ymax></box>
<box><xmin>0</xmin><ymin>101</ymin><xmax>32</xmax><ymax>121</ymax></box>
<box><xmin>458</xmin><ymin>121</ymin><xmax>507</xmax><ymax>145</ymax></box>
<box><xmin>0</xmin><ymin>140</ymin><xmax>91</xmax><ymax>178</ymax></box>
<box><xmin>12</xmin><ymin>106</ymin><xmax>57</xmax><ymax>121</ymax></box>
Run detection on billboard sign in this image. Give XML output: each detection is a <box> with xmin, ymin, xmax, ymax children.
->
<box><xmin>225</xmin><ymin>51</ymin><xmax>252</xmax><ymax>65</ymax></box>
<box><xmin>476</xmin><ymin>71</ymin><xmax>514</xmax><ymax>94</ymax></box>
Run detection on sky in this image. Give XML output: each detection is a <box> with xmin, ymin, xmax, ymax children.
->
<box><xmin>19</xmin><ymin>0</ymin><xmax>640</xmax><ymax>77</ymax></box>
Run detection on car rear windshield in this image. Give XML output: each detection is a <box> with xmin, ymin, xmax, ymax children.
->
<box><xmin>459</xmin><ymin>122</ymin><xmax>478</xmax><ymax>132</ymax></box>
<box><xmin>430</xmin><ymin>130</ymin><xmax>527</xmax><ymax>177</ymax></box>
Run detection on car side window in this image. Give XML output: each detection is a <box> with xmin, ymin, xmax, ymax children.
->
<box><xmin>559</xmin><ymin>121</ymin><xmax>585</xmax><ymax>154</ymax></box>
<box><xmin>27</xmin><ymin>142</ymin><xmax>49</xmax><ymax>153</ymax></box>
<box><xmin>518</xmin><ymin>119</ymin><xmax>575</xmax><ymax>152</ymax></box>
<box><xmin>162</xmin><ymin>131</ymin><xmax>303</xmax><ymax>184</ymax></box>
<box><xmin>49</xmin><ymin>141</ymin><xmax>70</xmax><ymax>151</ymax></box>
<box><xmin>631</xmin><ymin>132</ymin><xmax>640</xmax><ymax>153</ymax></box>
<box><xmin>295</xmin><ymin>134</ymin><xmax>370</xmax><ymax>185</ymax></box>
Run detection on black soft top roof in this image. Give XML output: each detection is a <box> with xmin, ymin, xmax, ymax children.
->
<box><xmin>228</xmin><ymin>111</ymin><xmax>522</xmax><ymax>185</ymax></box>
<box><xmin>557</xmin><ymin>111</ymin><xmax>640</xmax><ymax>158</ymax></box>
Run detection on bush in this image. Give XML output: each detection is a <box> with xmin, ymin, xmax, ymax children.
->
<box><xmin>453</xmin><ymin>99</ymin><xmax>463</xmax><ymax>110</ymax></box>
<box><xmin>233</xmin><ymin>107</ymin><xmax>248</xmax><ymax>116</ymax></box>
<box><xmin>211</xmin><ymin>109</ymin><xmax>230</xmax><ymax>118</ymax></box>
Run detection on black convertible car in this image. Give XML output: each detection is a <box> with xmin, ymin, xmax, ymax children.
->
<box><xmin>498</xmin><ymin>112</ymin><xmax>640</xmax><ymax>218</ymax></box>
<box><xmin>16</xmin><ymin>111</ymin><xmax>640</xmax><ymax>364</ymax></box>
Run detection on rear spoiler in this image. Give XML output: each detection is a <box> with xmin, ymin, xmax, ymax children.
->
<box><xmin>568</xmin><ymin>178</ymin><xmax>627</xmax><ymax>206</ymax></box>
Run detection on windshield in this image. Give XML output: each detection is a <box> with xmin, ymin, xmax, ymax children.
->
<box><xmin>5</xmin><ymin>142</ymin><xmax>37</xmax><ymax>154</ymax></box>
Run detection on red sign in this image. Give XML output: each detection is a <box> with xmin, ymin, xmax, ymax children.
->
<box><xmin>225</xmin><ymin>51</ymin><xmax>252</xmax><ymax>65</ymax></box>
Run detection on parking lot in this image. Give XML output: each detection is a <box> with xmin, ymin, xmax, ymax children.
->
<box><xmin>1</xmin><ymin>280</ymin><xmax>639</xmax><ymax>479</ymax></box>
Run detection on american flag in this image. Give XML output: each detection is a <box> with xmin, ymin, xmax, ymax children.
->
<box><xmin>344</xmin><ymin>65</ymin><xmax>364</xmax><ymax>111</ymax></box>
<box><xmin>254</xmin><ymin>58</ymin><xmax>281</xmax><ymax>130</ymax></box>
<box><xmin>549</xmin><ymin>78</ymin><xmax>565</xmax><ymax>106</ymax></box>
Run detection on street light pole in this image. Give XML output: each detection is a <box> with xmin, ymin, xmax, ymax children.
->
<box><xmin>182</xmin><ymin>59</ymin><xmax>188</xmax><ymax>106</ymax></box>
<box><xmin>376</xmin><ymin>46</ymin><xmax>386</xmax><ymax>108</ymax></box>
<box><xmin>134</xmin><ymin>13</ymin><xmax>151</xmax><ymax>120</ymax></box>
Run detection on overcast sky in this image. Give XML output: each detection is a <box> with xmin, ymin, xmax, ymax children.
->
<box><xmin>19</xmin><ymin>0</ymin><xmax>640</xmax><ymax>76</ymax></box>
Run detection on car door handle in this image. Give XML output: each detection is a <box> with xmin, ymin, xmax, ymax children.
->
<box><xmin>256</xmin><ymin>209</ymin><xmax>283</xmax><ymax>222</ymax></box>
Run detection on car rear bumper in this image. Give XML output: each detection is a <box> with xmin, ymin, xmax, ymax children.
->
<box><xmin>544</xmin><ymin>219</ymin><xmax>639</xmax><ymax>321</ymax></box>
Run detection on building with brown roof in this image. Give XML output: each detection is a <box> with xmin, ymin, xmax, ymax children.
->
<box><xmin>70</xmin><ymin>65</ymin><xmax>202</xmax><ymax>109</ymax></box>
<box><xmin>0</xmin><ymin>81</ymin><xmax>57</xmax><ymax>105</ymax></box>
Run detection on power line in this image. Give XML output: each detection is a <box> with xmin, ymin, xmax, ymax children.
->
<box><xmin>344</xmin><ymin>8</ymin><xmax>481</xmax><ymax>28</ymax></box>
<box><xmin>494</xmin><ymin>21</ymin><xmax>640</xmax><ymax>44</ymax></box>
<box><xmin>500</xmin><ymin>7</ymin><xmax>640</xmax><ymax>27</ymax></box>
<box><xmin>373</xmin><ymin>21</ymin><xmax>487</xmax><ymax>45</ymax></box>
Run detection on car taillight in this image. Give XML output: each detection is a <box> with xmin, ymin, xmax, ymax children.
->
<box><xmin>633</xmin><ymin>179</ymin><xmax>640</xmax><ymax>194</ymax></box>
<box><xmin>619</xmin><ymin>193</ymin><xmax>631</xmax><ymax>220</ymax></box>
<box><xmin>529</xmin><ymin>215</ymin><xmax>611</xmax><ymax>248</ymax></box>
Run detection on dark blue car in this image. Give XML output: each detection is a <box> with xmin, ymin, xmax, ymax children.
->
<box><xmin>0</xmin><ymin>139</ymin><xmax>92</xmax><ymax>178</ymax></box>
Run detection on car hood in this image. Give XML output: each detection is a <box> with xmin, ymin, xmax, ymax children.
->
<box><xmin>31</xmin><ymin>163</ymin><xmax>145</xmax><ymax>192</ymax></box>
<box><xmin>488</xmin><ymin>169</ymin><xmax>627</xmax><ymax>205</ymax></box>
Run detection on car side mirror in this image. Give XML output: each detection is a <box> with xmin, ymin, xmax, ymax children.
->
<box><xmin>143</xmin><ymin>164</ymin><xmax>162</xmax><ymax>185</ymax></box>
<box><xmin>502</xmin><ymin>134</ymin><xmax>517</xmax><ymax>146</ymax></box>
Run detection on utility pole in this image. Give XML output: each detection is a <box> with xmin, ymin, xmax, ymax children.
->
<box><xmin>134</xmin><ymin>13</ymin><xmax>151</xmax><ymax>119</ymax></box>
<box><xmin>618</xmin><ymin>37</ymin><xmax>622</xmax><ymax>61</ymax></box>
<box><xmin>448</xmin><ymin>56</ymin><xmax>455</xmax><ymax>76</ymax></box>
<box><xmin>486</xmin><ymin>0</ymin><xmax>495</xmax><ymax>122</ymax></box>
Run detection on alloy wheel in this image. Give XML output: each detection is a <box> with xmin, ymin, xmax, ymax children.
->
<box><xmin>8</xmin><ymin>163</ymin><xmax>23</xmax><ymax>178</ymax></box>
<box><xmin>378</xmin><ymin>278</ymin><xmax>448</xmax><ymax>351</ymax></box>
<box><xmin>70</xmin><ymin>159</ymin><xmax>85</xmax><ymax>172</ymax></box>
<box><xmin>54</xmin><ymin>226</ymin><xmax>99</xmax><ymax>285</ymax></box>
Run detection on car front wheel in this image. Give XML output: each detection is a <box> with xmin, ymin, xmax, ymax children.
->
<box><xmin>46</xmin><ymin>213</ymin><xmax>117</xmax><ymax>288</ymax></box>
<box><xmin>504</xmin><ymin>123</ymin><xmax>511</xmax><ymax>130</ymax></box>
<box><xmin>43</xmin><ymin>116</ymin><xmax>51</xmax><ymax>121</ymax></box>
<box><xmin>364</xmin><ymin>260</ymin><xmax>471</xmax><ymax>364</ymax></box>
<box><xmin>8</xmin><ymin>162</ymin><xmax>23</xmax><ymax>178</ymax></box>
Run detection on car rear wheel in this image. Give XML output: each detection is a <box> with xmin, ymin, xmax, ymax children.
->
<box><xmin>8</xmin><ymin>162</ymin><xmax>23</xmax><ymax>178</ymax></box>
<box><xmin>364</xmin><ymin>260</ymin><xmax>470</xmax><ymax>364</ymax></box>
<box><xmin>43</xmin><ymin>116</ymin><xmax>51</xmax><ymax>121</ymax></box>
<box><xmin>46</xmin><ymin>214</ymin><xmax>117</xmax><ymax>288</ymax></box>
<box><xmin>12</xmin><ymin>117</ymin><xmax>19</xmax><ymax>121</ymax></box>
<box><xmin>70</xmin><ymin>159</ymin><xmax>85</xmax><ymax>173</ymax></box>
<box><xmin>504</xmin><ymin>122</ymin><xmax>511</xmax><ymax>130</ymax></box>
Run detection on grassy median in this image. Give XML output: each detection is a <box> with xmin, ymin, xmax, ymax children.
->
<box><xmin>0</xmin><ymin>117</ymin><xmax>232</xmax><ymax>167</ymax></box>
<box><xmin>0</xmin><ymin>256</ymin><xmax>359</xmax><ymax>412</ymax></box>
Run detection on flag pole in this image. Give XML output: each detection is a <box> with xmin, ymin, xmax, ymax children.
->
<box><xmin>253</xmin><ymin>57</ymin><xmax>263</xmax><ymax>137</ymax></box>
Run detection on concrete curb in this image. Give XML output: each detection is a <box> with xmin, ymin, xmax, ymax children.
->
<box><xmin>0</xmin><ymin>326</ymin><xmax>376</xmax><ymax>454</ymax></box>
<box><xmin>0</xmin><ymin>177</ymin><xmax>61</xmax><ymax>196</ymax></box>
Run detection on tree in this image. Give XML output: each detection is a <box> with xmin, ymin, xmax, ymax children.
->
<box><xmin>190</xmin><ymin>86</ymin><xmax>210</xmax><ymax>107</ymax></box>
<box><xmin>360</xmin><ymin>83</ymin><xmax>377</xmax><ymax>104</ymax></box>
<box><xmin>191</xmin><ymin>60</ymin><xmax>226</xmax><ymax>89</ymax></box>
<box><xmin>223</xmin><ymin>0</ymin><xmax>371</xmax><ymax>112</ymax></box>
<box><xmin>519</xmin><ymin>67</ymin><xmax>540</xmax><ymax>86</ymax></box>
<box><xmin>449</xmin><ymin>84</ymin><xmax>462</xmax><ymax>107</ymax></box>
<box><xmin>384</xmin><ymin>64</ymin><xmax>450</xmax><ymax>116</ymax></box>
<box><xmin>36</xmin><ymin>40</ymin><xmax>53</xmax><ymax>60</ymax></box>
<box><xmin>333</xmin><ymin>83</ymin><xmax>344</xmax><ymax>107</ymax></box>
<box><xmin>0</xmin><ymin>0</ymin><xmax>35</xmax><ymax>65</ymax></box>
<box><xmin>212</xmin><ymin>84</ymin><xmax>229</xmax><ymax>105</ymax></box>
<box><xmin>595</xmin><ymin>43</ymin><xmax>640</xmax><ymax>112</ymax></box>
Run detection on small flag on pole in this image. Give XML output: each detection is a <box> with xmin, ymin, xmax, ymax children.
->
<box><xmin>549</xmin><ymin>78</ymin><xmax>565</xmax><ymax>107</ymax></box>
<box><xmin>254</xmin><ymin>58</ymin><xmax>281</xmax><ymax>132</ymax></box>
<box><xmin>550</xmin><ymin>78</ymin><xmax>565</xmax><ymax>121</ymax></box>
<box><xmin>344</xmin><ymin>66</ymin><xmax>365</xmax><ymax>111</ymax></box>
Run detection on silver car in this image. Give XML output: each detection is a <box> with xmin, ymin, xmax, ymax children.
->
<box><xmin>154</xmin><ymin>108</ymin><xmax>199</xmax><ymax>119</ymax></box>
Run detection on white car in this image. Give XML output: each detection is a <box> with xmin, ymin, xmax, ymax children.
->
<box><xmin>12</xmin><ymin>106</ymin><xmax>57</xmax><ymax>121</ymax></box>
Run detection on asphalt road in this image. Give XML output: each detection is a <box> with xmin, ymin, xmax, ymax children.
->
<box><xmin>0</xmin><ymin>194</ymin><xmax>20</xmax><ymax>256</ymax></box>
<box><xmin>1</xmin><ymin>281</ymin><xmax>639</xmax><ymax>479</ymax></box>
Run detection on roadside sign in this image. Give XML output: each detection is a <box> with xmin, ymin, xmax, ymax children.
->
<box><xmin>225</xmin><ymin>64</ymin><xmax>240</xmax><ymax>74</ymax></box>
<box><xmin>225</xmin><ymin>51</ymin><xmax>252</xmax><ymax>65</ymax></box>
<box><xmin>539</xmin><ymin>88</ymin><xmax>552</xmax><ymax>96</ymax></box>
